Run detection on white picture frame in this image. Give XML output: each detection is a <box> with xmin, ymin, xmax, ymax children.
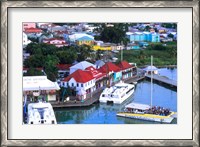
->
<box><xmin>1</xmin><ymin>0</ymin><xmax>199</xmax><ymax>146</ymax></box>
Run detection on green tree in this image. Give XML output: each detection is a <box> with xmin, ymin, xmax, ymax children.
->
<box><xmin>96</xmin><ymin>49</ymin><xmax>103</xmax><ymax>60</ymax></box>
<box><xmin>167</xmin><ymin>47</ymin><xmax>177</xmax><ymax>58</ymax></box>
<box><xmin>25</xmin><ymin>42</ymin><xmax>39</xmax><ymax>55</ymax></box>
<box><xmin>24</xmin><ymin>67</ymin><xmax>44</xmax><ymax>76</ymax></box>
<box><xmin>44</xmin><ymin>55</ymin><xmax>60</xmax><ymax>81</ymax></box>
<box><xmin>99</xmin><ymin>26</ymin><xmax>126</xmax><ymax>44</ymax></box>
<box><xmin>76</xmin><ymin>44</ymin><xmax>92</xmax><ymax>62</ymax></box>
<box><xmin>56</xmin><ymin>49</ymin><xmax>77</xmax><ymax>64</ymax></box>
<box><xmin>40</xmin><ymin>43</ymin><xmax>57</xmax><ymax>56</ymax></box>
<box><xmin>24</xmin><ymin>54</ymin><xmax>45</xmax><ymax>68</ymax></box>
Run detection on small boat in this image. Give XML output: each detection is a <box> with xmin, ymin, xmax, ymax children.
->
<box><xmin>27</xmin><ymin>101</ymin><xmax>57</xmax><ymax>124</ymax></box>
<box><xmin>99</xmin><ymin>81</ymin><xmax>135</xmax><ymax>104</ymax></box>
<box><xmin>117</xmin><ymin>102</ymin><xmax>175</xmax><ymax>123</ymax></box>
<box><xmin>117</xmin><ymin>56</ymin><xmax>176</xmax><ymax>123</ymax></box>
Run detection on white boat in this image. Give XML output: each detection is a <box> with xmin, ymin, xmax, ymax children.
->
<box><xmin>99</xmin><ymin>81</ymin><xmax>135</xmax><ymax>104</ymax></box>
<box><xmin>117</xmin><ymin>102</ymin><xmax>175</xmax><ymax>123</ymax></box>
<box><xmin>27</xmin><ymin>101</ymin><xmax>57</xmax><ymax>124</ymax></box>
<box><xmin>117</xmin><ymin>56</ymin><xmax>176</xmax><ymax>123</ymax></box>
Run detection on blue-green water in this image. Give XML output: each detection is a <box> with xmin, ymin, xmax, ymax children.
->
<box><xmin>54</xmin><ymin>68</ymin><xmax>177</xmax><ymax>124</ymax></box>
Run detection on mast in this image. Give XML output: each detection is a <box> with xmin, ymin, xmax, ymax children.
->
<box><xmin>150</xmin><ymin>56</ymin><xmax>153</xmax><ymax>108</ymax></box>
<box><xmin>121</xmin><ymin>41</ymin><xmax>123</xmax><ymax>61</ymax></box>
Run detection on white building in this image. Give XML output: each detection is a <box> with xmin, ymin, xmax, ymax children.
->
<box><xmin>69</xmin><ymin>61</ymin><xmax>96</xmax><ymax>74</ymax></box>
<box><xmin>23</xmin><ymin>76</ymin><xmax>60</xmax><ymax>102</ymax></box>
<box><xmin>61</xmin><ymin>69</ymin><xmax>96</xmax><ymax>100</ymax></box>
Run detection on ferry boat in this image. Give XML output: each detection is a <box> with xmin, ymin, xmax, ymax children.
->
<box><xmin>116</xmin><ymin>56</ymin><xmax>176</xmax><ymax>123</ymax></box>
<box><xmin>116</xmin><ymin>102</ymin><xmax>175</xmax><ymax>123</ymax></box>
<box><xmin>27</xmin><ymin>101</ymin><xmax>57</xmax><ymax>124</ymax></box>
<box><xmin>99</xmin><ymin>81</ymin><xmax>135</xmax><ymax>104</ymax></box>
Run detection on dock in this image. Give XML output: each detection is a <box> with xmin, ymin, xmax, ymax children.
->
<box><xmin>52</xmin><ymin>88</ymin><xmax>103</xmax><ymax>108</ymax></box>
<box><xmin>145</xmin><ymin>74</ymin><xmax>177</xmax><ymax>88</ymax></box>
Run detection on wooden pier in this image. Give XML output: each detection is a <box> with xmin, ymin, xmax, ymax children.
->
<box><xmin>145</xmin><ymin>74</ymin><xmax>177</xmax><ymax>88</ymax></box>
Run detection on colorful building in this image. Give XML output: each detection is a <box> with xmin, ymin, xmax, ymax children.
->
<box><xmin>93</xmin><ymin>44</ymin><xmax>112</xmax><ymax>51</ymax></box>
<box><xmin>126</xmin><ymin>32</ymin><xmax>160</xmax><ymax>43</ymax></box>
<box><xmin>117</xmin><ymin>61</ymin><xmax>137</xmax><ymax>80</ymax></box>
<box><xmin>99</xmin><ymin>62</ymin><xmax>122</xmax><ymax>84</ymax></box>
<box><xmin>76</xmin><ymin>36</ymin><xmax>94</xmax><ymax>46</ymax></box>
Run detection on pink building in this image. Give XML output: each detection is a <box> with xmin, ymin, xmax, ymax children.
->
<box><xmin>23</xmin><ymin>23</ymin><xmax>36</xmax><ymax>31</ymax></box>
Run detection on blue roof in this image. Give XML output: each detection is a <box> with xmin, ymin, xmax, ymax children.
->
<box><xmin>77</xmin><ymin>36</ymin><xmax>94</xmax><ymax>41</ymax></box>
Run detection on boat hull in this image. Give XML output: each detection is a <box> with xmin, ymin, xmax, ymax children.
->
<box><xmin>117</xmin><ymin>112</ymin><xmax>175</xmax><ymax>123</ymax></box>
<box><xmin>27</xmin><ymin>102</ymin><xmax>57</xmax><ymax>125</ymax></box>
<box><xmin>99</xmin><ymin>88</ymin><xmax>134</xmax><ymax>104</ymax></box>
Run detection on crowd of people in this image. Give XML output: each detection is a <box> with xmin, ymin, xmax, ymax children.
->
<box><xmin>146</xmin><ymin>106</ymin><xmax>171</xmax><ymax>116</ymax></box>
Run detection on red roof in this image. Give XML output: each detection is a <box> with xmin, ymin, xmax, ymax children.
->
<box><xmin>24</xmin><ymin>28</ymin><xmax>42</xmax><ymax>33</ymax></box>
<box><xmin>63</xmin><ymin>69</ymin><xmax>94</xmax><ymax>83</ymax></box>
<box><xmin>99</xmin><ymin>62</ymin><xmax>121</xmax><ymax>73</ymax></box>
<box><xmin>85</xmin><ymin>66</ymin><xmax>106</xmax><ymax>80</ymax></box>
<box><xmin>117</xmin><ymin>61</ymin><xmax>133</xmax><ymax>70</ymax></box>
<box><xmin>56</xmin><ymin>64</ymin><xmax>72</xmax><ymax>70</ymax></box>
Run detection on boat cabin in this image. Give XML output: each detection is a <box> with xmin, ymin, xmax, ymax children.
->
<box><xmin>124</xmin><ymin>102</ymin><xmax>150</xmax><ymax>113</ymax></box>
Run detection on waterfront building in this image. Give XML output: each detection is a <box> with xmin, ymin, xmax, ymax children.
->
<box><xmin>69</xmin><ymin>61</ymin><xmax>96</xmax><ymax>74</ymax></box>
<box><xmin>61</xmin><ymin>69</ymin><xmax>96</xmax><ymax>96</ymax></box>
<box><xmin>85</xmin><ymin>66</ymin><xmax>107</xmax><ymax>90</ymax></box>
<box><xmin>98</xmin><ymin>62</ymin><xmax>122</xmax><ymax>84</ymax></box>
<box><xmin>43</xmin><ymin>38</ymin><xmax>68</xmax><ymax>47</ymax></box>
<box><xmin>117</xmin><ymin>61</ymin><xmax>137</xmax><ymax>80</ymax></box>
<box><xmin>23</xmin><ymin>76</ymin><xmax>60</xmax><ymax>102</ymax></box>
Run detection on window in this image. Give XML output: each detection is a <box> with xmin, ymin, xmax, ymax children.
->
<box><xmin>81</xmin><ymin>84</ymin><xmax>83</xmax><ymax>87</ymax></box>
<box><xmin>72</xmin><ymin>83</ymin><xmax>74</xmax><ymax>87</ymax></box>
<box><xmin>77</xmin><ymin>83</ymin><xmax>79</xmax><ymax>87</ymax></box>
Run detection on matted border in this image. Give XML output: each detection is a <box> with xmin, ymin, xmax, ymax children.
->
<box><xmin>1</xmin><ymin>1</ymin><xmax>199</xmax><ymax>146</ymax></box>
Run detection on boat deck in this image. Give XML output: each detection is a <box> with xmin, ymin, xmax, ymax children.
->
<box><xmin>117</xmin><ymin>111</ymin><xmax>175</xmax><ymax>119</ymax></box>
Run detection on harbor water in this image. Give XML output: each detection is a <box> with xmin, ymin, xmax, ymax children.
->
<box><xmin>54</xmin><ymin>68</ymin><xmax>177</xmax><ymax>124</ymax></box>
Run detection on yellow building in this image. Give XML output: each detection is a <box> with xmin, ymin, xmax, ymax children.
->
<box><xmin>92</xmin><ymin>45</ymin><xmax>112</xmax><ymax>51</ymax></box>
<box><xmin>76</xmin><ymin>36</ymin><xmax>94</xmax><ymax>46</ymax></box>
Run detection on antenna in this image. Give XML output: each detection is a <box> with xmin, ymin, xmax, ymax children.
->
<box><xmin>150</xmin><ymin>55</ymin><xmax>153</xmax><ymax>108</ymax></box>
